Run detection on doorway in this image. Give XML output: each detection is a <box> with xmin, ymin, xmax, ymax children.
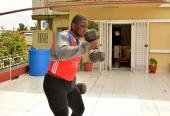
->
<box><xmin>97</xmin><ymin>21</ymin><xmax>148</xmax><ymax>72</ymax></box>
<box><xmin>112</xmin><ymin>24</ymin><xmax>131</xmax><ymax>68</ymax></box>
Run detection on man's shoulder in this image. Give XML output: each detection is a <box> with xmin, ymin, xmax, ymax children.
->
<box><xmin>58</xmin><ymin>30</ymin><xmax>69</xmax><ymax>37</ymax></box>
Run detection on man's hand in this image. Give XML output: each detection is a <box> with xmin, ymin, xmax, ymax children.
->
<box><xmin>88</xmin><ymin>39</ymin><xmax>99</xmax><ymax>49</ymax></box>
<box><xmin>89</xmin><ymin>50</ymin><xmax>105</xmax><ymax>63</ymax></box>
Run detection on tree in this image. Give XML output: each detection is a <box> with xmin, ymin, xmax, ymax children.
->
<box><xmin>0</xmin><ymin>26</ymin><xmax>5</xmax><ymax>30</ymax></box>
<box><xmin>30</xmin><ymin>22</ymin><xmax>38</xmax><ymax>30</ymax></box>
<box><xmin>17</xmin><ymin>23</ymin><xmax>27</xmax><ymax>31</ymax></box>
<box><xmin>0</xmin><ymin>31</ymin><xmax>28</xmax><ymax>57</ymax></box>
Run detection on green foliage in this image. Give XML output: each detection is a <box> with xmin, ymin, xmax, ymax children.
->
<box><xmin>88</xmin><ymin>20</ymin><xmax>98</xmax><ymax>30</ymax></box>
<box><xmin>0</xmin><ymin>31</ymin><xmax>28</xmax><ymax>57</ymax></box>
<box><xmin>149</xmin><ymin>58</ymin><xmax>158</xmax><ymax>65</ymax></box>
<box><xmin>17</xmin><ymin>23</ymin><xmax>27</xmax><ymax>31</ymax></box>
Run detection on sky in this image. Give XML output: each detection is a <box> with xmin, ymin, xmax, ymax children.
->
<box><xmin>0</xmin><ymin>0</ymin><xmax>35</xmax><ymax>30</ymax></box>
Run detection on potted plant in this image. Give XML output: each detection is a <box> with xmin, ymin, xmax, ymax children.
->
<box><xmin>149</xmin><ymin>58</ymin><xmax>158</xmax><ymax>73</ymax></box>
<box><xmin>84</xmin><ymin>61</ymin><xmax>93</xmax><ymax>71</ymax></box>
<box><xmin>83</xmin><ymin>53</ymin><xmax>93</xmax><ymax>71</ymax></box>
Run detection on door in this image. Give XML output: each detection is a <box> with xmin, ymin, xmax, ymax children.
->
<box><xmin>131</xmin><ymin>22</ymin><xmax>149</xmax><ymax>72</ymax></box>
<box><xmin>98</xmin><ymin>22</ymin><xmax>112</xmax><ymax>72</ymax></box>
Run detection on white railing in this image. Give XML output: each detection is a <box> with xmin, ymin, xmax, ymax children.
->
<box><xmin>0</xmin><ymin>54</ymin><xmax>28</xmax><ymax>71</ymax></box>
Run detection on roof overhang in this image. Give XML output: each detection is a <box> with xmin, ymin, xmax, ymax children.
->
<box><xmin>46</xmin><ymin>0</ymin><xmax>165</xmax><ymax>12</ymax></box>
<box><xmin>32</xmin><ymin>13</ymin><xmax>69</xmax><ymax>20</ymax></box>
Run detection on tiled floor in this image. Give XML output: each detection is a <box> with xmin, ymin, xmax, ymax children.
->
<box><xmin>1</xmin><ymin>69</ymin><xmax>170</xmax><ymax>116</ymax></box>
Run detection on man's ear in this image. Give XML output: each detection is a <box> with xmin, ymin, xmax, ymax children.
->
<box><xmin>72</xmin><ymin>23</ymin><xmax>76</xmax><ymax>30</ymax></box>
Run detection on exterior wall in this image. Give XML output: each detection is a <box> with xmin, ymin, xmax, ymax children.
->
<box><xmin>53</xmin><ymin>15</ymin><xmax>69</xmax><ymax>32</ymax></box>
<box><xmin>31</xmin><ymin>15</ymin><xmax>68</xmax><ymax>49</ymax></box>
<box><xmin>32</xmin><ymin>30</ymin><xmax>53</xmax><ymax>49</ymax></box>
<box><xmin>32</xmin><ymin>0</ymin><xmax>68</xmax><ymax>16</ymax></box>
<box><xmin>69</xmin><ymin>7</ymin><xmax>170</xmax><ymax>71</ymax></box>
<box><xmin>149</xmin><ymin>23</ymin><xmax>170</xmax><ymax>72</ymax></box>
<box><xmin>32</xmin><ymin>0</ymin><xmax>50</xmax><ymax>16</ymax></box>
<box><xmin>149</xmin><ymin>23</ymin><xmax>170</xmax><ymax>50</ymax></box>
<box><xmin>24</xmin><ymin>33</ymin><xmax>32</xmax><ymax>46</ymax></box>
<box><xmin>69</xmin><ymin>7</ymin><xmax>170</xmax><ymax>22</ymax></box>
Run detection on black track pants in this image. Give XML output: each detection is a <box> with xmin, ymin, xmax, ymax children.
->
<box><xmin>43</xmin><ymin>74</ymin><xmax>85</xmax><ymax>116</ymax></box>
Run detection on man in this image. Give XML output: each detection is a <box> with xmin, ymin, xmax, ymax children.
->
<box><xmin>43</xmin><ymin>14</ymin><xmax>98</xmax><ymax>116</ymax></box>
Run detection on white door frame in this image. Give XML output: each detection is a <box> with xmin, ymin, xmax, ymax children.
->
<box><xmin>131</xmin><ymin>23</ymin><xmax>135</xmax><ymax>72</ymax></box>
<box><xmin>112</xmin><ymin>22</ymin><xmax>134</xmax><ymax>71</ymax></box>
<box><xmin>97</xmin><ymin>21</ymin><xmax>134</xmax><ymax>71</ymax></box>
<box><xmin>146</xmin><ymin>23</ymin><xmax>150</xmax><ymax>72</ymax></box>
<box><xmin>98</xmin><ymin>22</ymin><xmax>110</xmax><ymax>73</ymax></box>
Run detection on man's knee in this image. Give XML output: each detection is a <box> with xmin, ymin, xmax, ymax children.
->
<box><xmin>79</xmin><ymin>104</ymin><xmax>85</xmax><ymax>114</ymax></box>
<box><xmin>72</xmin><ymin>105</ymin><xmax>85</xmax><ymax>116</ymax></box>
<box><xmin>52</xmin><ymin>107</ymin><xmax>68</xmax><ymax>116</ymax></box>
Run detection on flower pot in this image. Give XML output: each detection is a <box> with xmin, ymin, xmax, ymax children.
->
<box><xmin>149</xmin><ymin>64</ymin><xmax>157</xmax><ymax>73</ymax></box>
<box><xmin>84</xmin><ymin>63</ymin><xmax>93</xmax><ymax>72</ymax></box>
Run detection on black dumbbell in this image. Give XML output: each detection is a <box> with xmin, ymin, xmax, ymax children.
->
<box><xmin>84</xmin><ymin>29</ymin><xmax>99</xmax><ymax>42</ymax></box>
<box><xmin>84</xmin><ymin>29</ymin><xmax>105</xmax><ymax>63</ymax></box>
<box><xmin>89</xmin><ymin>50</ymin><xmax>105</xmax><ymax>63</ymax></box>
<box><xmin>77</xmin><ymin>83</ymin><xmax>87</xmax><ymax>94</ymax></box>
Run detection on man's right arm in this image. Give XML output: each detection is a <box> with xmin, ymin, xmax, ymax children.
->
<box><xmin>51</xmin><ymin>32</ymin><xmax>99</xmax><ymax>60</ymax></box>
<box><xmin>51</xmin><ymin>32</ymin><xmax>90</xmax><ymax>60</ymax></box>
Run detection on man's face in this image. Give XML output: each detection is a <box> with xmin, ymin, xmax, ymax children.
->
<box><xmin>74</xmin><ymin>20</ymin><xmax>88</xmax><ymax>37</ymax></box>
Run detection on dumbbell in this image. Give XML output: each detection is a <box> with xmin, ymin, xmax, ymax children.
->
<box><xmin>84</xmin><ymin>29</ymin><xmax>105</xmax><ymax>63</ymax></box>
<box><xmin>84</xmin><ymin>29</ymin><xmax>99</xmax><ymax>42</ymax></box>
<box><xmin>89</xmin><ymin>49</ymin><xmax>105</xmax><ymax>63</ymax></box>
<box><xmin>77</xmin><ymin>83</ymin><xmax>87</xmax><ymax>94</ymax></box>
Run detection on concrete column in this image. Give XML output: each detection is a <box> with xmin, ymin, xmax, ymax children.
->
<box><xmin>37</xmin><ymin>20</ymin><xmax>41</xmax><ymax>30</ymax></box>
<box><xmin>47</xmin><ymin>19</ymin><xmax>53</xmax><ymax>30</ymax></box>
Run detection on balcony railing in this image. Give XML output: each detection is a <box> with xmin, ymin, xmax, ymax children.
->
<box><xmin>0</xmin><ymin>54</ymin><xmax>28</xmax><ymax>71</ymax></box>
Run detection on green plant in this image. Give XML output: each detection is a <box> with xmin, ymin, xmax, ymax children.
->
<box><xmin>0</xmin><ymin>31</ymin><xmax>28</xmax><ymax>57</ymax></box>
<box><xmin>149</xmin><ymin>58</ymin><xmax>158</xmax><ymax>65</ymax></box>
<box><xmin>0</xmin><ymin>31</ymin><xmax>28</xmax><ymax>71</ymax></box>
<box><xmin>17</xmin><ymin>23</ymin><xmax>27</xmax><ymax>31</ymax></box>
<box><xmin>88</xmin><ymin>20</ymin><xmax>98</xmax><ymax>30</ymax></box>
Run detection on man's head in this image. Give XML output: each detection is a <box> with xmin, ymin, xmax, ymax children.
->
<box><xmin>71</xmin><ymin>14</ymin><xmax>88</xmax><ymax>37</ymax></box>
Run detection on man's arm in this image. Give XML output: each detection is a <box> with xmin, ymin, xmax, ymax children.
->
<box><xmin>54</xmin><ymin>32</ymin><xmax>91</xmax><ymax>60</ymax></box>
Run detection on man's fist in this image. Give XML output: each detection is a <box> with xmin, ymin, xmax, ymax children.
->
<box><xmin>89</xmin><ymin>50</ymin><xmax>105</xmax><ymax>63</ymax></box>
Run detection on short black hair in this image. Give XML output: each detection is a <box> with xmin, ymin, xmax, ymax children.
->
<box><xmin>71</xmin><ymin>14</ymin><xmax>87</xmax><ymax>24</ymax></box>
